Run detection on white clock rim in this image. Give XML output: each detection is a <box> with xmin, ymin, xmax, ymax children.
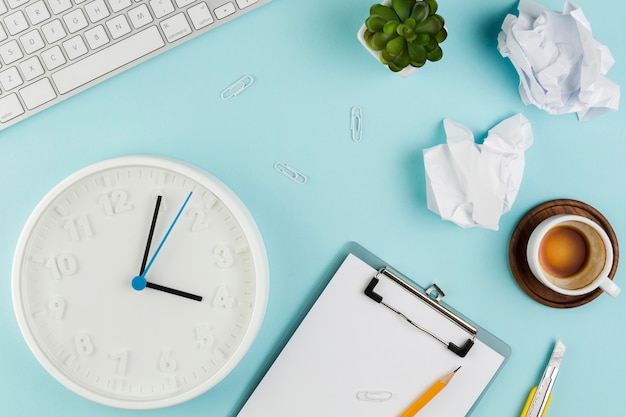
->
<box><xmin>11</xmin><ymin>155</ymin><xmax>270</xmax><ymax>410</ymax></box>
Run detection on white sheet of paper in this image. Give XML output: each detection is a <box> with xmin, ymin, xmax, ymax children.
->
<box><xmin>497</xmin><ymin>0</ymin><xmax>620</xmax><ymax>120</ymax></box>
<box><xmin>423</xmin><ymin>114</ymin><xmax>533</xmax><ymax>230</ymax></box>
<box><xmin>237</xmin><ymin>254</ymin><xmax>507</xmax><ymax>417</ymax></box>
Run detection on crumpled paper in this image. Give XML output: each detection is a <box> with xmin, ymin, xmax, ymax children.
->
<box><xmin>497</xmin><ymin>0</ymin><xmax>620</xmax><ymax>121</ymax></box>
<box><xmin>423</xmin><ymin>114</ymin><xmax>533</xmax><ymax>230</ymax></box>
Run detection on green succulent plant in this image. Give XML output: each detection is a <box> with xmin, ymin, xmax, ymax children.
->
<box><xmin>363</xmin><ymin>0</ymin><xmax>447</xmax><ymax>72</ymax></box>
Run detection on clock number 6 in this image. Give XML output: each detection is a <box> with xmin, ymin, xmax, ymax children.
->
<box><xmin>159</xmin><ymin>349</ymin><xmax>177</xmax><ymax>372</ymax></box>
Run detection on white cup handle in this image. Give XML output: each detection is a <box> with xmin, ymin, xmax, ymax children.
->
<box><xmin>600</xmin><ymin>277</ymin><xmax>621</xmax><ymax>298</ymax></box>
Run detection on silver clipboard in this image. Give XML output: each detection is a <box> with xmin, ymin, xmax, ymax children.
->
<box><xmin>234</xmin><ymin>242</ymin><xmax>511</xmax><ymax>417</ymax></box>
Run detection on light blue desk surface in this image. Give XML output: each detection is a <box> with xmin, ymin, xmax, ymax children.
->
<box><xmin>1</xmin><ymin>0</ymin><xmax>625</xmax><ymax>415</ymax></box>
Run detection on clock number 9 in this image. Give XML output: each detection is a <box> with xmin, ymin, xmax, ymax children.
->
<box><xmin>45</xmin><ymin>254</ymin><xmax>78</xmax><ymax>280</ymax></box>
<box><xmin>48</xmin><ymin>297</ymin><xmax>66</xmax><ymax>319</ymax></box>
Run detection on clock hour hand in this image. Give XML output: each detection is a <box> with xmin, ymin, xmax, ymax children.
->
<box><xmin>132</xmin><ymin>277</ymin><xmax>203</xmax><ymax>302</ymax></box>
<box><xmin>132</xmin><ymin>192</ymin><xmax>202</xmax><ymax>302</ymax></box>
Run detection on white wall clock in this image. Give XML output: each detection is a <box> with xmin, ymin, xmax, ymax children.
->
<box><xmin>11</xmin><ymin>155</ymin><xmax>269</xmax><ymax>409</ymax></box>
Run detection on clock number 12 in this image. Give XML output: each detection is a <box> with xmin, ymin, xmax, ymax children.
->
<box><xmin>98</xmin><ymin>190</ymin><xmax>133</xmax><ymax>216</ymax></box>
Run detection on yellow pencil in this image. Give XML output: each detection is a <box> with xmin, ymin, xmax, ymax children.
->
<box><xmin>399</xmin><ymin>366</ymin><xmax>461</xmax><ymax>417</ymax></box>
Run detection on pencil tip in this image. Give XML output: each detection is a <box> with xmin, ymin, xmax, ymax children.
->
<box><xmin>454</xmin><ymin>366</ymin><xmax>461</xmax><ymax>372</ymax></box>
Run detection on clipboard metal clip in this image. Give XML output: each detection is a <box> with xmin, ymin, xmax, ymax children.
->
<box><xmin>364</xmin><ymin>269</ymin><xmax>476</xmax><ymax>358</ymax></box>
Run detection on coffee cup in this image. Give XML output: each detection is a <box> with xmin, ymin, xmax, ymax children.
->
<box><xmin>526</xmin><ymin>214</ymin><xmax>620</xmax><ymax>298</ymax></box>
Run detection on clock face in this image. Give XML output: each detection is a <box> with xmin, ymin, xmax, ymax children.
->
<box><xmin>11</xmin><ymin>156</ymin><xmax>269</xmax><ymax>409</ymax></box>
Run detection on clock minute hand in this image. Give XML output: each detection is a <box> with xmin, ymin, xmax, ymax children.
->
<box><xmin>141</xmin><ymin>191</ymin><xmax>192</xmax><ymax>278</ymax></box>
<box><xmin>140</xmin><ymin>195</ymin><xmax>162</xmax><ymax>275</ymax></box>
<box><xmin>132</xmin><ymin>192</ymin><xmax>203</xmax><ymax>302</ymax></box>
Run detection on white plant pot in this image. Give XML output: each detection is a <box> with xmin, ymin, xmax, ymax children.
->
<box><xmin>357</xmin><ymin>1</ymin><xmax>416</xmax><ymax>77</ymax></box>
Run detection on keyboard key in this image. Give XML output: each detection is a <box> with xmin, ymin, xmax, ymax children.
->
<box><xmin>84</xmin><ymin>0</ymin><xmax>110</xmax><ymax>23</ymax></box>
<box><xmin>84</xmin><ymin>24</ymin><xmax>109</xmax><ymax>49</ymax></box>
<box><xmin>4</xmin><ymin>10</ymin><xmax>29</xmax><ymax>35</ymax></box>
<box><xmin>41</xmin><ymin>45</ymin><xmax>66</xmax><ymax>70</ymax></box>
<box><xmin>48</xmin><ymin>0</ymin><xmax>72</xmax><ymax>15</ymax></box>
<box><xmin>0</xmin><ymin>66</ymin><xmax>23</xmax><ymax>90</ymax></box>
<box><xmin>106</xmin><ymin>14</ymin><xmax>131</xmax><ymax>39</ymax></box>
<box><xmin>62</xmin><ymin>35</ymin><xmax>88</xmax><ymax>59</ymax></box>
<box><xmin>51</xmin><ymin>26</ymin><xmax>165</xmax><ymax>94</ymax></box>
<box><xmin>7</xmin><ymin>0</ymin><xmax>29</xmax><ymax>9</ymax></box>
<box><xmin>19</xmin><ymin>56</ymin><xmax>45</xmax><ymax>80</ymax></box>
<box><xmin>128</xmin><ymin>4</ymin><xmax>152</xmax><ymax>29</ymax></box>
<box><xmin>63</xmin><ymin>8</ymin><xmax>88</xmax><ymax>33</ymax></box>
<box><xmin>0</xmin><ymin>39</ymin><xmax>23</xmax><ymax>64</ymax></box>
<box><xmin>19</xmin><ymin>77</ymin><xmax>56</xmax><ymax>109</ymax></box>
<box><xmin>106</xmin><ymin>0</ymin><xmax>131</xmax><ymax>13</ymax></box>
<box><xmin>160</xmin><ymin>13</ymin><xmax>190</xmax><ymax>42</ymax></box>
<box><xmin>214</xmin><ymin>2</ymin><xmax>235</xmax><ymax>20</ymax></box>
<box><xmin>174</xmin><ymin>0</ymin><xmax>194</xmax><ymax>7</ymax></box>
<box><xmin>0</xmin><ymin>93</ymin><xmax>24</xmax><ymax>123</ymax></box>
<box><xmin>235</xmin><ymin>0</ymin><xmax>257</xmax><ymax>8</ymax></box>
<box><xmin>187</xmin><ymin>2</ymin><xmax>213</xmax><ymax>30</ymax></box>
<box><xmin>19</xmin><ymin>29</ymin><xmax>45</xmax><ymax>54</ymax></box>
<box><xmin>149</xmin><ymin>0</ymin><xmax>174</xmax><ymax>18</ymax></box>
<box><xmin>41</xmin><ymin>18</ymin><xmax>65</xmax><ymax>43</ymax></box>
<box><xmin>25</xmin><ymin>1</ymin><xmax>51</xmax><ymax>25</ymax></box>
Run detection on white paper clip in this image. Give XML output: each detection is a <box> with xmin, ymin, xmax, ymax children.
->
<box><xmin>350</xmin><ymin>106</ymin><xmax>363</xmax><ymax>142</ymax></box>
<box><xmin>273</xmin><ymin>162</ymin><xmax>308</xmax><ymax>185</ymax></box>
<box><xmin>220</xmin><ymin>75</ymin><xmax>254</xmax><ymax>100</ymax></box>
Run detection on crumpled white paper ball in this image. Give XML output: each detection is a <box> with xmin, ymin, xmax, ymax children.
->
<box><xmin>497</xmin><ymin>0</ymin><xmax>620</xmax><ymax>121</ymax></box>
<box><xmin>423</xmin><ymin>114</ymin><xmax>533</xmax><ymax>231</ymax></box>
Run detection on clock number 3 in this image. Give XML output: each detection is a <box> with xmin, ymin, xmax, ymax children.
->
<box><xmin>213</xmin><ymin>245</ymin><xmax>233</xmax><ymax>268</ymax></box>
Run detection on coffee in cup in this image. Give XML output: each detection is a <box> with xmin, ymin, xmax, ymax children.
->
<box><xmin>526</xmin><ymin>214</ymin><xmax>620</xmax><ymax>297</ymax></box>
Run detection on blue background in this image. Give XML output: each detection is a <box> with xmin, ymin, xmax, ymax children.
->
<box><xmin>1</xmin><ymin>0</ymin><xmax>625</xmax><ymax>415</ymax></box>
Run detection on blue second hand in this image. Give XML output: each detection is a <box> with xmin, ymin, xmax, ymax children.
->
<box><xmin>132</xmin><ymin>191</ymin><xmax>193</xmax><ymax>291</ymax></box>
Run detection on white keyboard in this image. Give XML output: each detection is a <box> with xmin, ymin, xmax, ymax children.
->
<box><xmin>0</xmin><ymin>0</ymin><xmax>269</xmax><ymax>130</ymax></box>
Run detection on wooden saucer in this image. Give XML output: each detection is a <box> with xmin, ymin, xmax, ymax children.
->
<box><xmin>508</xmin><ymin>199</ymin><xmax>619</xmax><ymax>308</ymax></box>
